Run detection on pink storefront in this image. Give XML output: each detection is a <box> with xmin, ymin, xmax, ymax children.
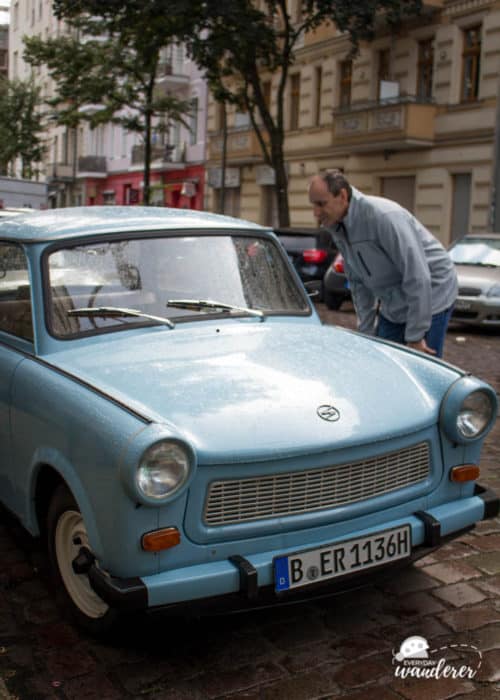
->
<box><xmin>84</xmin><ymin>164</ymin><xmax>205</xmax><ymax>210</ymax></box>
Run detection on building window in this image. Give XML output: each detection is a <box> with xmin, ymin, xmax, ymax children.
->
<box><xmin>417</xmin><ymin>39</ymin><xmax>434</xmax><ymax>100</ymax></box>
<box><xmin>314</xmin><ymin>66</ymin><xmax>322</xmax><ymax>126</ymax></box>
<box><xmin>62</xmin><ymin>130</ymin><xmax>69</xmax><ymax>164</ymax></box>
<box><xmin>234</xmin><ymin>110</ymin><xmax>250</xmax><ymax>128</ymax></box>
<box><xmin>102</xmin><ymin>191</ymin><xmax>116</xmax><ymax>205</ymax></box>
<box><xmin>461</xmin><ymin>26</ymin><xmax>481</xmax><ymax>102</ymax></box>
<box><xmin>124</xmin><ymin>184</ymin><xmax>140</xmax><ymax>205</ymax></box>
<box><xmin>378</xmin><ymin>48</ymin><xmax>391</xmax><ymax>99</ymax></box>
<box><xmin>339</xmin><ymin>60</ymin><xmax>352</xmax><ymax>108</ymax></box>
<box><xmin>189</xmin><ymin>97</ymin><xmax>198</xmax><ymax>146</ymax></box>
<box><xmin>290</xmin><ymin>73</ymin><xmax>300</xmax><ymax>130</ymax></box>
<box><xmin>451</xmin><ymin>173</ymin><xmax>471</xmax><ymax>240</ymax></box>
<box><xmin>216</xmin><ymin>187</ymin><xmax>240</xmax><ymax>218</ymax></box>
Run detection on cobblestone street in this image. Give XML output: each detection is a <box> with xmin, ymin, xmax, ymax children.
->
<box><xmin>1</xmin><ymin>304</ymin><xmax>499</xmax><ymax>700</ymax></box>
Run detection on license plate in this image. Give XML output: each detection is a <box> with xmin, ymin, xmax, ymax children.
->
<box><xmin>274</xmin><ymin>525</ymin><xmax>411</xmax><ymax>592</ymax></box>
<box><xmin>455</xmin><ymin>300</ymin><xmax>472</xmax><ymax>310</ymax></box>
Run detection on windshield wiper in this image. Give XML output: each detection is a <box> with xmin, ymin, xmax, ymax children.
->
<box><xmin>68</xmin><ymin>306</ymin><xmax>175</xmax><ymax>328</ymax></box>
<box><xmin>166</xmin><ymin>298</ymin><xmax>265</xmax><ymax>322</ymax></box>
<box><xmin>455</xmin><ymin>261</ymin><xmax>498</xmax><ymax>268</ymax></box>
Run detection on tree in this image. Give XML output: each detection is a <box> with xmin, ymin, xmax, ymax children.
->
<box><xmin>24</xmin><ymin>1</ymin><xmax>196</xmax><ymax>204</ymax></box>
<box><xmin>0</xmin><ymin>78</ymin><xmax>45</xmax><ymax>178</ymax></box>
<box><xmin>187</xmin><ymin>0</ymin><xmax>422</xmax><ymax>226</ymax></box>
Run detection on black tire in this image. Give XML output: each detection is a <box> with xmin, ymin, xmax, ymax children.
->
<box><xmin>47</xmin><ymin>484</ymin><xmax>119</xmax><ymax>636</ymax></box>
<box><xmin>324</xmin><ymin>288</ymin><xmax>343</xmax><ymax>310</ymax></box>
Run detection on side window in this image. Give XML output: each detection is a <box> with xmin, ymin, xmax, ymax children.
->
<box><xmin>0</xmin><ymin>243</ymin><xmax>33</xmax><ymax>341</ymax></box>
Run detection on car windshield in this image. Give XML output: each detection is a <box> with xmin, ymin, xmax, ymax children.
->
<box><xmin>46</xmin><ymin>233</ymin><xmax>308</xmax><ymax>337</ymax></box>
<box><xmin>449</xmin><ymin>237</ymin><xmax>500</xmax><ymax>267</ymax></box>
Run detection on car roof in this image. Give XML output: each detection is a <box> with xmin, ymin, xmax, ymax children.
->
<box><xmin>456</xmin><ymin>232</ymin><xmax>500</xmax><ymax>240</ymax></box>
<box><xmin>0</xmin><ymin>207</ymin><xmax>35</xmax><ymax>218</ymax></box>
<box><xmin>0</xmin><ymin>206</ymin><xmax>267</xmax><ymax>243</ymax></box>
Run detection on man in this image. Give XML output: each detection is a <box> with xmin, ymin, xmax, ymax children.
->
<box><xmin>308</xmin><ymin>170</ymin><xmax>458</xmax><ymax>357</ymax></box>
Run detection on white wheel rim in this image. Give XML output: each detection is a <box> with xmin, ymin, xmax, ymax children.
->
<box><xmin>55</xmin><ymin>509</ymin><xmax>109</xmax><ymax>619</ymax></box>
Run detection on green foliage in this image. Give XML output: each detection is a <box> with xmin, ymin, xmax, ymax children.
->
<box><xmin>187</xmin><ymin>0</ymin><xmax>422</xmax><ymax>225</ymax></box>
<box><xmin>25</xmin><ymin>0</ymin><xmax>423</xmax><ymax>213</ymax></box>
<box><xmin>0</xmin><ymin>78</ymin><xmax>45</xmax><ymax>178</ymax></box>
<box><xmin>24</xmin><ymin>0</ymin><xmax>198</xmax><ymax>203</ymax></box>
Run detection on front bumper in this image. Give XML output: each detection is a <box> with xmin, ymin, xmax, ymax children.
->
<box><xmin>452</xmin><ymin>297</ymin><xmax>500</xmax><ymax>326</ymax></box>
<box><xmin>88</xmin><ymin>484</ymin><xmax>499</xmax><ymax>614</ymax></box>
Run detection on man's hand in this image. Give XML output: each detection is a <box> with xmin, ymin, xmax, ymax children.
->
<box><xmin>407</xmin><ymin>338</ymin><xmax>436</xmax><ymax>355</ymax></box>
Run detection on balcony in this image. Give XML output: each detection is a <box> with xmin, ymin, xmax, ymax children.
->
<box><xmin>78</xmin><ymin>155</ymin><xmax>107</xmax><ymax>174</ymax></box>
<box><xmin>333</xmin><ymin>97</ymin><xmax>436</xmax><ymax>153</ymax></box>
<box><xmin>131</xmin><ymin>144</ymin><xmax>184</xmax><ymax>165</ymax></box>
<box><xmin>46</xmin><ymin>163</ymin><xmax>76</xmax><ymax>183</ymax></box>
<box><xmin>47</xmin><ymin>157</ymin><xmax>108</xmax><ymax>182</ymax></box>
<box><xmin>209</xmin><ymin>128</ymin><xmax>264</xmax><ymax>163</ymax></box>
<box><xmin>154</xmin><ymin>60</ymin><xmax>190</xmax><ymax>96</ymax></box>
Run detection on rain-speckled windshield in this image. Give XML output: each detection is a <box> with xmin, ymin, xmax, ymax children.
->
<box><xmin>46</xmin><ymin>233</ymin><xmax>309</xmax><ymax>337</ymax></box>
<box><xmin>449</xmin><ymin>236</ymin><xmax>500</xmax><ymax>267</ymax></box>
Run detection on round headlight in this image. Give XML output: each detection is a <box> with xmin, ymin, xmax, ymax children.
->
<box><xmin>441</xmin><ymin>377</ymin><xmax>497</xmax><ymax>444</ymax></box>
<box><xmin>137</xmin><ymin>442</ymin><xmax>191</xmax><ymax>500</ymax></box>
<box><xmin>457</xmin><ymin>390</ymin><xmax>495</xmax><ymax>439</ymax></box>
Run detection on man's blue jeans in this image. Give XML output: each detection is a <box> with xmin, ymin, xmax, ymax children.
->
<box><xmin>376</xmin><ymin>306</ymin><xmax>454</xmax><ymax>358</ymax></box>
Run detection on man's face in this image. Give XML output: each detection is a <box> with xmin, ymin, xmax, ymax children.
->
<box><xmin>308</xmin><ymin>176</ymin><xmax>349</xmax><ymax>228</ymax></box>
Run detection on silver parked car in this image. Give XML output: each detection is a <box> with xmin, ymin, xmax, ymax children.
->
<box><xmin>448</xmin><ymin>233</ymin><xmax>500</xmax><ymax>327</ymax></box>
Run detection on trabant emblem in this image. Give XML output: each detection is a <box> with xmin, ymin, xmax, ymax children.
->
<box><xmin>317</xmin><ymin>404</ymin><xmax>340</xmax><ymax>422</ymax></box>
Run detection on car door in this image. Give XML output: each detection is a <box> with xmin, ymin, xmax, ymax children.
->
<box><xmin>0</xmin><ymin>241</ymin><xmax>34</xmax><ymax>517</ymax></box>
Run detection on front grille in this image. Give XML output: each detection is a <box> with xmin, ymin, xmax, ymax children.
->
<box><xmin>204</xmin><ymin>442</ymin><xmax>430</xmax><ymax>526</ymax></box>
<box><xmin>458</xmin><ymin>287</ymin><xmax>481</xmax><ymax>297</ymax></box>
<box><xmin>452</xmin><ymin>311</ymin><xmax>478</xmax><ymax>319</ymax></box>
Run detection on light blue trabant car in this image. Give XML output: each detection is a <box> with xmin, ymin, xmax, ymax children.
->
<box><xmin>0</xmin><ymin>207</ymin><xmax>497</xmax><ymax>635</ymax></box>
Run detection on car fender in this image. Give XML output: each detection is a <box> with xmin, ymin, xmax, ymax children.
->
<box><xmin>27</xmin><ymin>445</ymin><xmax>105</xmax><ymax>558</ymax></box>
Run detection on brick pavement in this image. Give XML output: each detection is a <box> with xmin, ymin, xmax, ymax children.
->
<box><xmin>0</xmin><ymin>304</ymin><xmax>499</xmax><ymax>700</ymax></box>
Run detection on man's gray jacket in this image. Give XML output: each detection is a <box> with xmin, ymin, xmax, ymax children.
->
<box><xmin>329</xmin><ymin>187</ymin><xmax>458</xmax><ymax>342</ymax></box>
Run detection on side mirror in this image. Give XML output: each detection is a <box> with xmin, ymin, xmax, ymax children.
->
<box><xmin>304</xmin><ymin>281</ymin><xmax>320</xmax><ymax>298</ymax></box>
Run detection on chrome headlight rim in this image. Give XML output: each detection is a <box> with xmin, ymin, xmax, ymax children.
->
<box><xmin>440</xmin><ymin>377</ymin><xmax>497</xmax><ymax>444</ymax></box>
<box><xmin>135</xmin><ymin>439</ymin><xmax>194</xmax><ymax>505</ymax></box>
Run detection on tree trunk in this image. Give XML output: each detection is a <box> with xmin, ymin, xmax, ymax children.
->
<box><xmin>219</xmin><ymin>102</ymin><xmax>227</xmax><ymax>214</ymax></box>
<box><xmin>143</xmin><ymin>87</ymin><xmax>153</xmax><ymax>206</ymax></box>
<box><xmin>271</xmin><ymin>142</ymin><xmax>290</xmax><ymax>227</ymax></box>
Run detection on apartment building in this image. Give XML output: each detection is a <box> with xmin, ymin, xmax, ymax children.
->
<box><xmin>9</xmin><ymin>0</ymin><xmax>207</xmax><ymax>209</ymax></box>
<box><xmin>206</xmin><ymin>0</ymin><xmax>500</xmax><ymax>245</ymax></box>
<box><xmin>0</xmin><ymin>24</ymin><xmax>7</xmax><ymax>81</ymax></box>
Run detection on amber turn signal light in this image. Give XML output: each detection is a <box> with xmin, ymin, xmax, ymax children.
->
<box><xmin>450</xmin><ymin>465</ymin><xmax>480</xmax><ymax>483</ymax></box>
<box><xmin>141</xmin><ymin>527</ymin><xmax>181</xmax><ymax>552</ymax></box>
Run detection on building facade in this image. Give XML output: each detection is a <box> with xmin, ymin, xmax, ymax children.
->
<box><xmin>9</xmin><ymin>0</ymin><xmax>207</xmax><ymax>209</ymax></box>
<box><xmin>0</xmin><ymin>21</ymin><xmax>7</xmax><ymax>81</ymax></box>
<box><xmin>206</xmin><ymin>0</ymin><xmax>500</xmax><ymax>245</ymax></box>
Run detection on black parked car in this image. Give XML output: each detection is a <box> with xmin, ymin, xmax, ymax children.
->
<box><xmin>274</xmin><ymin>227</ymin><xmax>336</xmax><ymax>301</ymax></box>
<box><xmin>323</xmin><ymin>251</ymin><xmax>351</xmax><ymax>310</ymax></box>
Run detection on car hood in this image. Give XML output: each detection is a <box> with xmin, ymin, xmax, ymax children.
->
<box><xmin>456</xmin><ymin>264</ymin><xmax>500</xmax><ymax>291</ymax></box>
<box><xmin>46</xmin><ymin>322</ymin><xmax>460</xmax><ymax>463</ymax></box>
